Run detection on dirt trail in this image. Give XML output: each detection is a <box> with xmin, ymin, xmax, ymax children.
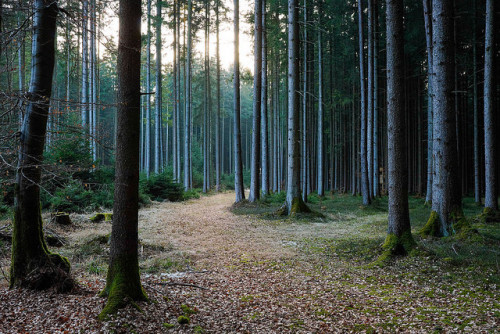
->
<box><xmin>138</xmin><ymin>192</ymin><xmax>295</xmax><ymax>268</ymax></box>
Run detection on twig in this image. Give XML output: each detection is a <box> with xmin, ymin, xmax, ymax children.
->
<box><xmin>451</xmin><ymin>244</ymin><xmax>459</xmax><ymax>256</ymax></box>
<box><xmin>156</xmin><ymin>282</ymin><xmax>208</xmax><ymax>290</ymax></box>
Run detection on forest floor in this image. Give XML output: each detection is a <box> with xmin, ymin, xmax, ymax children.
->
<box><xmin>0</xmin><ymin>191</ymin><xmax>499</xmax><ymax>333</ymax></box>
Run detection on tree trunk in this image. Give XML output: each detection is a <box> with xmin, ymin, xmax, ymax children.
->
<box><xmin>317</xmin><ymin>1</ymin><xmax>324</xmax><ymax>197</ymax></box>
<box><xmin>234</xmin><ymin>0</ymin><xmax>245</xmax><ymax>202</ymax></box>
<box><xmin>99</xmin><ymin>0</ymin><xmax>147</xmax><ymax>319</ymax></box>
<box><xmin>184</xmin><ymin>0</ymin><xmax>193</xmax><ymax>191</ymax></box>
<box><xmin>10</xmin><ymin>0</ymin><xmax>73</xmax><ymax>292</ymax></box>
<box><xmin>383</xmin><ymin>0</ymin><xmax>415</xmax><ymax>259</ymax></box>
<box><xmin>472</xmin><ymin>0</ymin><xmax>480</xmax><ymax>204</ymax></box>
<box><xmin>358</xmin><ymin>0</ymin><xmax>371</xmax><ymax>206</ymax></box>
<box><xmin>483</xmin><ymin>0</ymin><xmax>498</xmax><ymax>212</ymax></box>
<box><xmin>249</xmin><ymin>0</ymin><xmax>263</xmax><ymax>202</ymax></box>
<box><xmin>203</xmin><ymin>0</ymin><xmax>210</xmax><ymax>193</ymax></box>
<box><xmin>155</xmin><ymin>0</ymin><xmax>162</xmax><ymax>174</ymax></box>
<box><xmin>423</xmin><ymin>0</ymin><xmax>433</xmax><ymax>205</ymax></box>
<box><xmin>145</xmin><ymin>0</ymin><xmax>152</xmax><ymax>177</ymax></box>
<box><xmin>367</xmin><ymin>0</ymin><xmax>374</xmax><ymax>197</ymax></box>
<box><xmin>302</xmin><ymin>0</ymin><xmax>309</xmax><ymax>201</ymax></box>
<box><xmin>176</xmin><ymin>0</ymin><xmax>182</xmax><ymax>182</ymax></box>
<box><xmin>422</xmin><ymin>0</ymin><xmax>462</xmax><ymax>237</ymax></box>
<box><xmin>172</xmin><ymin>0</ymin><xmax>178</xmax><ymax>181</ymax></box>
<box><xmin>81</xmin><ymin>0</ymin><xmax>89</xmax><ymax>129</ymax></box>
<box><xmin>373</xmin><ymin>0</ymin><xmax>379</xmax><ymax>197</ymax></box>
<box><xmin>261</xmin><ymin>0</ymin><xmax>269</xmax><ymax>196</ymax></box>
<box><xmin>215</xmin><ymin>0</ymin><xmax>221</xmax><ymax>191</ymax></box>
<box><xmin>286</xmin><ymin>0</ymin><xmax>309</xmax><ymax>215</ymax></box>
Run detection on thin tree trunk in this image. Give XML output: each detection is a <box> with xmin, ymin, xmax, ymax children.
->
<box><xmin>358</xmin><ymin>0</ymin><xmax>371</xmax><ymax>205</ymax></box>
<box><xmin>473</xmin><ymin>0</ymin><xmax>480</xmax><ymax>204</ymax></box>
<box><xmin>184</xmin><ymin>0</ymin><xmax>193</xmax><ymax>191</ymax></box>
<box><xmin>249</xmin><ymin>0</ymin><xmax>263</xmax><ymax>202</ymax></box>
<box><xmin>81</xmin><ymin>0</ymin><xmax>89</xmax><ymax>129</ymax></box>
<box><xmin>483</xmin><ymin>0</ymin><xmax>498</xmax><ymax>211</ymax></box>
<box><xmin>215</xmin><ymin>0</ymin><xmax>221</xmax><ymax>191</ymax></box>
<box><xmin>172</xmin><ymin>0</ymin><xmax>178</xmax><ymax>180</ymax></box>
<box><xmin>367</xmin><ymin>0</ymin><xmax>374</xmax><ymax>197</ymax></box>
<box><xmin>373</xmin><ymin>0</ymin><xmax>379</xmax><ymax>197</ymax></box>
<box><xmin>234</xmin><ymin>0</ymin><xmax>245</xmax><ymax>202</ymax></box>
<box><xmin>302</xmin><ymin>0</ymin><xmax>309</xmax><ymax>201</ymax></box>
<box><xmin>155</xmin><ymin>0</ymin><xmax>162</xmax><ymax>174</ymax></box>
<box><xmin>146</xmin><ymin>0</ymin><xmax>152</xmax><ymax>177</ymax></box>
<box><xmin>423</xmin><ymin>0</ymin><xmax>433</xmax><ymax>204</ymax></box>
<box><xmin>203</xmin><ymin>0</ymin><xmax>210</xmax><ymax>193</ymax></box>
<box><xmin>317</xmin><ymin>2</ymin><xmax>324</xmax><ymax>197</ymax></box>
<box><xmin>261</xmin><ymin>0</ymin><xmax>269</xmax><ymax>196</ymax></box>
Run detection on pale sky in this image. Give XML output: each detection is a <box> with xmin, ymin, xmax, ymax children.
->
<box><xmin>100</xmin><ymin>0</ymin><xmax>254</xmax><ymax>72</ymax></box>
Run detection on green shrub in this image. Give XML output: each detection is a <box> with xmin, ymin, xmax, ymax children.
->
<box><xmin>140</xmin><ymin>172</ymin><xmax>184</xmax><ymax>202</ymax></box>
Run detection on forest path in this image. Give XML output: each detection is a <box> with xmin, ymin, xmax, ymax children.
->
<box><xmin>138</xmin><ymin>191</ymin><xmax>296</xmax><ymax>269</ymax></box>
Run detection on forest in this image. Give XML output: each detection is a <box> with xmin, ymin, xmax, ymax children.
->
<box><xmin>0</xmin><ymin>0</ymin><xmax>499</xmax><ymax>332</ymax></box>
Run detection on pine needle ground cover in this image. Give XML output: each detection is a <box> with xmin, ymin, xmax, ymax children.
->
<box><xmin>0</xmin><ymin>192</ymin><xmax>498</xmax><ymax>332</ymax></box>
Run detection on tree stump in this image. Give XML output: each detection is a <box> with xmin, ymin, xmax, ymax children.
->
<box><xmin>52</xmin><ymin>212</ymin><xmax>72</xmax><ymax>225</ymax></box>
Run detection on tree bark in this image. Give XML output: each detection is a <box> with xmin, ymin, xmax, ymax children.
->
<box><xmin>483</xmin><ymin>0</ymin><xmax>498</xmax><ymax>212</ymax></box>
<box><xmin>155</xmin><ymin>0</ymin><xmax>162</xmax><ymax>174</ymax></box>
<box><xmin>215</xmin><ymin>0</ymin><xmax>221</xmax><ymax>191</ymax></box>
<box><xmin>261</xmin><ymin>0</ymin><xmax>269</xmax><ymax>196</ymax></box>
<box><xmin>234</xmin><ymin>0</ymin><xmax>245</xmax><ymax>202</ymax></box>
<box><xmin>423</xmin><ymin>0</ymin><xmax>433</xmax><ymax>205</ymax></box>
<box><xmin>423</xmin><ymin>0</ymin><xmax>462</xmax><ymax>237</ymax></box>
<box><xmin>472</xmin><ymin>0</ymin><xmax>480</xmax><ymax>204</ymax></box>
<box><xmin>81</xmin><ymin>0</ymin><xmax>89</xmax><ymax>129</ymax></box>
<box><xmin>358</xmin><ymin>0</ymin><xmax>371</xmax><ymax>206</ymax></box>
<box><xmin>249</xmin><ymin>0</ymin><xmax>263</xmax><ymax>202</ymax></box>
<box><xmin>286</xmin><ymin>0</ymin><xmax>309</xmax><ymax>215</ymax></box>
<box><xmin>184</xmin><ymin>0</ymin><xmax>193</xmax><ymax>191</ymax></box>
<box><xmin>99</xmin><ymin>0</ymin><xmax>147</xmax><ymax>318</ymax></box>
<box><xmin>317</xmin><ymin>1</ymin><xmax>324</xmax><ymax>197</ymax></box>
<box><xmin>11</xmin><ymin>0</ymin><xmax>73</xmax><ymax>292</ymax></box>
<box><xmin>383</xmin><ymin>0</ymin><xmax>415</xmax><ymax>258</ymax></box>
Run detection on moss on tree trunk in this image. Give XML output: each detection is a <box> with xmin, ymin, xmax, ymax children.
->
<box><xmin>373</xmin><ymin>231</ymin><xmax>416</xmax><ymax>266</ymax></box>
<box><xmin>98</xmin><ymin>255</ymin><xmax>148</xmax><ymax>320</ymax></box>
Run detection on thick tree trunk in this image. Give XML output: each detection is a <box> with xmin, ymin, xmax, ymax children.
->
<box><xmin>249</xmin><ymin>0</ymin><xmax>263</xmax><ymax>202</ymax></box>
<box><xmin>422</xmin><ymin>0</ymin><xmax>462</xmax><ymax>237</ymax></box>
<box><xmin>99</xmin><ymin>0</ymin><xmax>147</xmax><ymax>319</ymax></box>
<box><xmin>261</xmin><ymin>0</ymin><xmax>269</xmax><ymax>196</ymax></box>
<box><xmin>11</xmin><ymin>0</ymin><xmax>72</xmax><ymax>292</ymax></box>
<box><xmin>358</xmin><ymin>0</ymin><xmax>371</xmax><ymax>206</ymax></box>
<box><xmin>234</xmin><ymin>0</ymin><xmax>245</xmax><ymax>202</ymax></box>
<box><xmin>383</xmin><ymin>0</ymin><xmax>415</xmax><ymax>259</ymax></box>
<box><xmin>423</xmin><ymin>0</ymin><xmax>433</xmax><ymax>205</ymax></box>
<box><xmin>286</xmin><ymin>0</ymin><xmax>309</xmax><ymax>215</ymax></box>
<box><xmin>483</xmin><ymin>0</ymin><xmax>498</xmax><ymax>212</ymax></box>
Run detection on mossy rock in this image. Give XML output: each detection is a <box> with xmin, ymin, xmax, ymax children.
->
<box><xmin>89</xmin><ymin>213</ymin><xmax>113</xmax><ymax>223</ymax></box>
<box><xmin>52</xmin><ymin>212</ymin><xmax>72</xmax><ymax>225</ymax></box>
<box><xmin>177</xmin><ymin>315</ymin><xmax>190</xmax><ymax>324</ymax></box>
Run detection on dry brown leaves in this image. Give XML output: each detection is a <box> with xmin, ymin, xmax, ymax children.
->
<box><xmin>0</xmin><ymin>192</ymin><xmax>499</xmax><ymax>333</ymax></box>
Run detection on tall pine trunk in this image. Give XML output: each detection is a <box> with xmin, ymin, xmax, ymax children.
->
<box><xmin>146</xmin><ymin>0</ymin><xmax>152</xmax><ymax>177</ymax></box>
<box><xmin>99</xmin><ymin>0</ymin><xmax>147</xmax><ymax>318</ymax></box>
<box><xmin>317</xmin><ymin>1</ymin><xmax>324</xmax><ymax>197</ymax></box>
<box><xmin>472</xmin><ymin>0</ymin><xmax>480</xmax><ymax>204</ymax></box>
<box><xmin>155</xmin><ymin>0</ymin><xmax>162</xmax><ymax>173</ymax></box>
<box><xmin>483</xmin><ymin>0</ymin><xmax>498</xmax><ymax>212</ymax></box>
<box><xmin>215</xmin><ymin>0</ymin><xmax>221</xmax><ymax>191</ymax></box>
<box><xmin>184</xmin><ymin>0</ymin><xmax>193</xmax><ymax>191</ymax></box>
<box><xmin>422</xmin><ymin>0</ymin><xmax>462</xmax><ymax>237</ymax></box>
<box><xmin>383</xmin><ymin>0</ymin><xmax>415</xmax><ymax>259</ymax></box>
<box><xmin>261</xmin><ymin>0</ymin><xmax>269</xmax><ymax>196</ymax></box>
<box><xmin>423</xmin><ymin>0</ymin><xmax>433</xmax><ymax>204</ymax></box>
<box><xmin>286</xmin><ymin>0</ymin><xmax>309</xmax><ymax>215</ymax></box>
<box><xmin>234</xmin><ymin>0</ymin><xmax>245</xmax><ymax>202</ymax></box>
<box><xmin>358</xmin><ymin>0</ymin><xmax>371</xmax><ymax>206</ymax></box>
<box><xmin>249</xmin><ymin>0</ymin><xmax>263</xmax><ymax>202</ymax></box>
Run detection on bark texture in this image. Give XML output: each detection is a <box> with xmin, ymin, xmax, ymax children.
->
<box><xmin>99</xmin><ymin>0</ymin><xmax>147</xmax><ymax>319</ymax></box>
<box><xmin>11</xmin><ymin>0</ymin><xmax>73</xmax><ymax>292</ymax></box>
<box><xmin>234</xmin><ymin>0</ymin><xmax>245</xmax><ymax>203</ymax></box>
<box><xmin>384</xmin><ymin>0</ymin><xmax>415</xmax><ymax>257</ymax></box>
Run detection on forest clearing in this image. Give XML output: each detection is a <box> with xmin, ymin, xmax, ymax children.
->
<box><xmin>1</xmin><ymin>191</ymin><xmax>499</xmax><ymax>333</ymax></box>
